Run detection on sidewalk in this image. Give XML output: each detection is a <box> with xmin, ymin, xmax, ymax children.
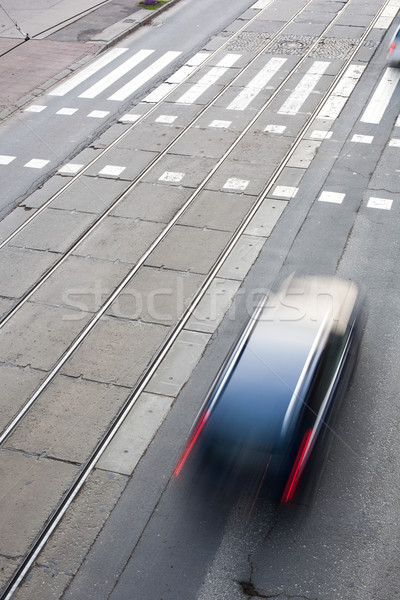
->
<box><xmin>0</xmin><ymin>0</ymin><xmax>176</xmax><ymax>121</ymax></box>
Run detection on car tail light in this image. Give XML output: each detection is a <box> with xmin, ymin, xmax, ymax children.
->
<box><xmin>281</xmin><ymin>428</ymin><xmax>312</xmax><ymax>504</ymax></box>
<box><xmin>173</xmin><ymin>409</ymin><xmax>211</xmax><ymax>477</ymax></box>
<box><xmin>389</xmin><ymin>41</ymin><xmax>397</xmax><ymax>55</ymax></box>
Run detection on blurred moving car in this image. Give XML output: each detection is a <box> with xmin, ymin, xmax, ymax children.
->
<box><xmin>174</xmin><ymin>276</ymin><xmax>365</xmax><ymax>504</ymax></box>
<box><xmin>387</xmin><ymin>24</ymin><xmax>400</xmax><ymax>66</ymax></box>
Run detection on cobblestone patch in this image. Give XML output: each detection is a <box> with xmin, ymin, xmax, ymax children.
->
<box><xmin>221</xmin><ymin>31</ymin><xmax>272</xmax><ymax>52</ymax></box>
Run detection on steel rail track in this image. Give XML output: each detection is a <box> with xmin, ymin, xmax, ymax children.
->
<box><xmin>0</xmin><ymin>0</ymin><xmax>383</xmax><ymax>446</ymax></box>
<box><xmin>0</xmin><ymin>0</ymin><xmax>318</xmax><ymax>331</ymax></box>
<box><xmin>0</xmin><ymin>0</ymin><xmax>390</xmax><ymax>597</ymax></box>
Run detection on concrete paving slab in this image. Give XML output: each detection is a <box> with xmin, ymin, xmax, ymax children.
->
<box><xmin>141</xmin><ymin>154</ymin><xmax>215</xmax><ymax>189</ymax></box>
<box><xmin>72</xmin><ymin>216</ymin><xmax>164</xmax><ymax>264</ymax></box>
<box><xmin>107</xmin><ymin>266</ymin><xmax>205</xmax><ymax>326</ymax></box>
<box><xmin>0</xmin><ymin>245</ymin><xmax>57</xmax><ymax>298</ymax></box>
<box><xmin>229</xmin><ymin>129</ymin><xmax>293</xmax><ymax>166</ymax></box>
<box><xmin>62</xmin><ymin>318</ymin><xmax>168</xmax><ymax>388</ymax></box>
<box><xmin>89</xmin><ymin>122</ymin><xmax>137</xmax><ymax>150</ymax></box>
<box><xmin>9</xmin><ymin>207</ymin><xmax>96</xmax><ymax>252</ymax></box>
<box><xmin>145</xmin><ymin>329</ymin><xmax>210</xmax><ymax>397</ymax></box>
<box><xmin>169</xmin><ymin>126</ymin><xmax>240</xmax><ymax>160</ymax></box>
<box><xmin>101</xmin><ymin>123</ymin><xmax>183</xmax><ymax>154</ymax></box>
<box><xmin>179</xmin><ymin>189</ymin><xmax>254</xmax><ymax>232</ymax></box>
<box><xmin>216</xmin><ymin>234</ymin><xmax>265</xmax><ymax>280</ymax></box>
<box><xmin>8</xmin><ymin>376</ymin><xmax>130</xmax><ymax>463</ymax></box>
<box><xmin>32</xmin><ymin>255</ymin><xmax>130</xmax><ymax>313</ymax></box>
<box><xmin>13</xmin><ymin>567</ymin><xmax>71</xmax><ymax>600</ymax></box>
<box><xmin>141</xmin><ymin>101</ymin><xmax>202</xmax><ymax>129</ymax></box>
<box><xmin>22</xmin><ymin>174</ymin><xmax>70</xmax><ymax>208</ymax></box>
<box><xmin>85</xmin><ymin>148</ymin><xmax>158</xmax><ymax>181</ymax></box>
<box><xmin>0</xmin><ymin>449</ymin><xmax>79</xmax><ymax>556</ymax></box>
<box><xmin>0</xmin><ymin>302</ymin><xmax>92</xmax><ymax>370</ymax></box>
<box><xmin>48</xmin><ymin>176</ymin><xmax>131</xmax><ymax>214</ymax></box>
<box><xmin>145</xmin><ymin>224</ymin><xmax>231</xmax><ymax>274</ymax></box>
<box><xmin>0</xmin><ymin>206</ymin><xmax>32</xmax><ymax>241</ymax></box>
<box><xmin>205</xmin><ymin>158</ymin><xmax>274</xmax><ymax>197</ymax></box>
<box><xmin>0</xmin><ymin>296</ymin><xmax>14</xmax><ymax>319</ymax></box>
<box><xmin>110</xmin><ymin>182</ymin><xmax>193</xmax><ymax>223</ymax></box>
<box><xmin>0</xmin><ymin>557</ymin><xmax>17</xmax><ymax>595</ymax></box>
<box><xmin>194</xmin><ymin>104</ymin><xmax>255</xmax><ymax>131</ymax></box>
<box><xmin>287</xmin><ymin>139</ymin><xmax>322</xmax><ymax>169</ymax></box>
<box><xmin>244</xmin><ymin>197</ymin><xmax>287</xmax><ymax>237</ymax></box>
<box><xmin>97</xmin><ymin>392</ymin><xmax>174</xmax><ymax>475</ymax></box>
<box><xmin>185</xmin><ymin>277</ymin><xmax>241</xmax><ymax>334</ymax></box>
<box><xmin>0</xmin><ymin>364</ymin><xmax>46</xmax><ymax>432</ymax></box>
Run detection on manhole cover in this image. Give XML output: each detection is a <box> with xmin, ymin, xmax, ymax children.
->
<box><xmin>268</xmin><ymin>35</ymin><xmax>318</xmax><ymax>55</ymax></box>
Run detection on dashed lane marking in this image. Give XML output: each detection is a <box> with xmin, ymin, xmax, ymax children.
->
<box><xmin>264</xmin><ymin>124</ymin><xmax>286</xmax><ymax>133</ymax></box>
<box><xmin>58</xmin><ymin>163</ymin><xmax>84</xmax><ymax>174</ymax></box>
<box><xmin>56</xmin><ymin>108</ymin><xmax>78</xmax><ymax>116</ymax></box>
<box><xmin>118</xmin><ymin>114</ymin><xmax>141</xmax><ymax>123</ymax></box>
<box><xmin>318</xmin><ymin>191</ymin><xmax>345</xmax><ymax>204</ymax></box>
<box><xmin>98</xmin><ymin>165</ymin><xmax>126</xmax><ymax>177</ymax></box>
<box><xmin>88</xmin><ymin>110</ymin><xmax>110</xmax><ymax>118</ymax></box>
<box><xmin>25</xmin><ymin>105</ymin><xmax>47</xmax><ymax>113</ymax></box>
<box><xmin>49</xmin><ymin>47</ymin><xmax>129</xmax><ymax>97</ymax></box>
<box><xmin>367</xmin><ymin>197</ymin><xmax>393</xmax><ymax>209</ymax></box>
<box><xmin>351</xmin><ymin>134</ymin><xmax>373</xmax><ymax>143</ymax></box>
<box><xmin>24</xmin><ymin>159</ymin><xmax>50</xmax><ymax>169</ymax></box>
<box><xmin>209</xmin><ymin>120</ymin><xmax>232</xmax><ymax>128</ymax></box>
<box><xmin>223</xmin><ymin>177</ymin><xmax>249</xmax><ymax>191</ymax></box>
<box><xmin>159</xmin><ymin>171</ymin><xmax>185</xmax><ymax>183</ymax></box>
<box><xmin>0</xmin><ymin>155</ymin><xmax>16</xmax><ymax>165</ymax></box>
<box><xmin>155</xmin><ymin>115</ymin><xmax>178</xmax><ymax>124</ymax></box>
<box><xmin>272</xmin><ymin>186</ymin><xmax>298</xmax><ymax>198</ymax></box>
<box><xmin>389</xmin><ymin>138</ymin><xmax>400</xmax><ymax>146</ymax></box>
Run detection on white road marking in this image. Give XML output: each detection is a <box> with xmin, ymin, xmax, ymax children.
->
<box><xmin>159</xmin><ymin>171</ymin><xmax>185</xmax><ymax>182</ymax></box>
<box><xmin>58</xmin><ymin>163</ymin><xmax>84</xmax><ymax>174</ymax></box>
<box><xmin>389</xmin><ymin>138</ymin><xmax>400</xmax><ymax>146</ymax></box>
<box><xmin>273</xmin><ymin>186</ymin><xmax>298</xmax><ymax>198</ymax></box>
<box><xmin>88</xmin><ymin>110</ymin><xmax>110</xmax><ymax>118</ymax></box>
<box><xmin>176</xmin><ymin>54</ymin><xmax>241</xmax><ymax>105</ymax></box>
<box><xmin>352</xmin><ymin>134</ymin><xmax>373</xmax><ymax>143</ymax></box>
<box><xmin>223</xmin><ymin>177</ymin><xmax>249</xmax><ymax>191</ymax></box>
<box><xmin>395</xmin><ymin>114</ymin><xmax>400</xmax><ymax>126</ymax></box>
<box><xmin>25</xmin><ymin>105</ymin><xmax>46</xmax><ymax>112</ymax></box>
<box><xmin>108</xmin><ymin>51</ymin><xmax>182</xmax><ymax>101</ymax></box>
<box><xmin>79</xmin><ymin>49</ymin><xmax>154</xmax><ymax>99</ymax></box>
<box><xmin>317</xmin><ymin>64</ymin><xmax>365</xmax><ymax>120</ymax></box>
<box><xmin>264</xmin><ymin>124</ymin><xmax>286</xmax><ymax>133</ymax></box>
<box><xmin>49</xmin><ymin>47</ymin><xmax>129</xmax><ymax>96</ymax></box>
<box><xmin>310</xmin><ymin>130</ymin><xmax>332</xmax><ymax>139</ymax></box>
<box><xmin>209</xmin><ymin>120</ymin><xmax>232</xmax><ymax>128</ymax></box>
<box><xmin>99</xmin><ymin>165</ymin><xmax>126</xmax><ymax>177</ymax></box>
<box><xmin>155</xmin><ymin>115</ymin><xmax>177</xmax><ymax>123</ymax></box>
<box><xmin>360</xmin><ymin>67</ymin><xmax>400</xmax><ymax>124</ymax></box>
<box><xmin>367</xmin><ymin>197</ymin><xmax>393</xmax><ymax>210</ymax></box>
<box><xmin>0</xmin><ymin>155</ymin><xmax>16</xmax><ymax>165</ymax></box>
<box><xmin>24</xmin><ymin>159</ymin><xmax>50</xmax><ymax>169</ymax></box>
<box><xmin>374</xmin><ymin>1</ymin><xmax>399</xmax><ymax>28</ymax></box>
<box><xmin>252</xmin><ymin>0</ymin><xmax>274</xmax><ymax>8</ymax></box>
<box><xmin>56</xmin><ymin>108</ymin><xmax>78</xmax><ymax>115</ymax></box>
<box><xmin>118</xmin><ymin>113</ymin><xmax>141</xmax><ymax>122</ymax></box>
<box><xmin>278</xmin><ymin>61</ymin><xmax>330</xmax><ymax>115</ymax></box>
<box><xmin>143</xmin><ymin>83</ymin><xmax>176</xmax><ymax>103</ymax></box>
<box><xmin>227</xmin><ymin>57</ymin><xmax>286</xmax><ymax>111</ymax></box>
<box><xmin>318</xmin><ymin>191</ymin><xmax>345</xmax><ymax>204</ymax></box>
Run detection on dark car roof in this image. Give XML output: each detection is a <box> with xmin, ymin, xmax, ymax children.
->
<box><xmin>205</xmin><ymin>277</ymin><xmax>359</xmax><ymax>451</ymax></box>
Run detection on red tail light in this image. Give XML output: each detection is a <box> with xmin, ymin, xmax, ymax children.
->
<box><xmin>389</xmin><ymin>41</ymin><xmax>397</xmax><ymax>55</ymax></box>
<box><xmin>173</xmin><ymin>409</ymin><xmax>210</xmax><ymax>477</ymax></box>
<box><xmin>281</xmin><ymin>429</ymin><xmax>312</xmax><ymax>504</ymax></box>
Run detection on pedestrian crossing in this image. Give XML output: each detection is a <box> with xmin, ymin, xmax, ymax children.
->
<box><xmin>19</xmin><ymin>42</ymin><xmax>400</xmax><ymax>128</ymax></box>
